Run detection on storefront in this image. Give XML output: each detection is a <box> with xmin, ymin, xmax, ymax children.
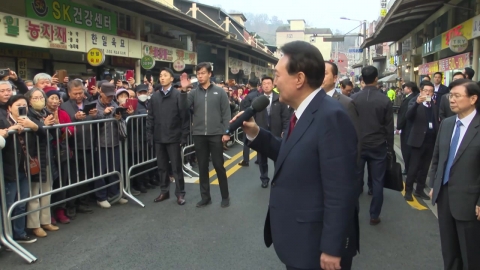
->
<box><xmin>418</xmin><ymin>53</ymin><xmax>470</xmax><ymax>85</ymax></box>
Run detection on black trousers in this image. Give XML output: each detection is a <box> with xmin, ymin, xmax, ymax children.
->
<box><xmin>400</xmin><ymin>131</ymin><xmax>411</xmax><ymax>173</ymax></box>
<box><xmin>242</xmin><ymin>135</ymin><xmax>250</xmax><ymax>163</ymax></box>
<box><xmin>437</xmin><ymin>185</ymin><xmax>480</xmax><ymax>270</ymax></box>
<box><xmin>193</xmin><ymin>135</ymin><xmax>229</xmax><ymax>200</ymax></box>
<box><xmin>156</xmin><ymin>143</ymin><xmax>185</xmax><ymax>196</ymax></box>
<box><xmin>257</xmin><ymin>152</ymin><xmax>269</xmax><ymax>182</ymax></box>
<box><xmin>359</xmin><ymin>144</ymin><xmax>387</xmax><ymax>219</ymax></box>
<box><xmin>405</xmin><ymin>137</ymin><xmax>435</xmax><ymax>193</ymax></box>
<box><xmin>285</xmin><ymin>256</ymin><xmax>353</xmax><ymax>270</ymax></box>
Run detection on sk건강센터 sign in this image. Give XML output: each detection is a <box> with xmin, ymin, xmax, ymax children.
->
<box><xmin>25</xmin><ymin>0</ymin><xmax>117</xmax><ymax>35</ymax></box>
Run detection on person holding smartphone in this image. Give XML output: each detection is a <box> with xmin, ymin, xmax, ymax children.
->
<box><xmin>94</xmin><ymin>83</ymin><xmax>128</xmax><ymax>208</ymax></box>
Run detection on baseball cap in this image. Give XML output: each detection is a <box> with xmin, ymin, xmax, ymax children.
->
<box><xmin>101</xmin><ymin>83</ymin><xmax>116</xmax><ymax>97</ymax></box>
<box><xmin>116</xmin><ymin>88</ymin><xmax>129</xmax><ymax>98</ymax></box>
<box><xmin>135</xmin><ymin>84</ymin><xmax>148</xmax><ymax>92</ymax></box>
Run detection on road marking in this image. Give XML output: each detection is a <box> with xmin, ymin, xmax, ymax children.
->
<box><xmin>400</xmin><ymin>182</ymin><xmax>429</xmax><ymax>210</ymax></box>
<box><xmin>184</xmin><ymin>177</ymin><xmax>199</xmax><ymax>184</ymax></box>
<box><xmin>211</xmin><ymin>151</ymin><xmax>257</xmax><ymax>185</ymax></box>
<box><xmin>193</xmin><ymin>149</ymin><xmax>248</xmax><ymax>184</ymax></box>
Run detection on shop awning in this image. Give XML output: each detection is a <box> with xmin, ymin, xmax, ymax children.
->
<box><xmin>378</xmin><ymin>74</ymin><xmax>398</xmax><ymax>82</ymax></box>
<box><xmin>362</xmin><ymin>0</ymin><xmax>450</xmax><ymax>48</ymax></box>
<box><xmin>100</xmin><ymin>0</ymin><xmax>228</xmax><ymax>41</ymax></box>
<box><xmin>219</xmin><ymin>38</ymin><xmax>279</xmax><ymax>64</ymax></box>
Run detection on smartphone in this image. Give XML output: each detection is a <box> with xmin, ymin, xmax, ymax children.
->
<box><xmin>82</xmin><ymin>103</ymin><xmax>97</xmax><ymax>114</ymax></box>
<box><xmin>190</xmin><ymin>78</ymin><xmax>198</xmax><ymax>84</ymax></box>
<box><xmin>124</xmin><ymin>98</ymin><xmax>138</xmax><ymax>111</ymax></box>
<box><xmin>125</xmin><ymin>70</ymin><xmax>134</xmax><ymax>81</ymax></box>
<box><xmin>115</xmin><ymin>107</ymin><xmax>127</xmax><ymax>115</ymax></box>
<box><xmin>87</xmin><ymin>77</ymin><xmax>97</xmax><ymax>92</ymax></box>
<box><xmin>425</xmin><ymin>95</ymin><xmax>432</xmax><ymax>102</ymax></box>
<box><xmin>56</xmin><ymin>70</ymin><xmax>68</xmax><ymax>84</ymax></box>
<box><xmin>18</xmin><ymin>106</ymin><xmax>27</xmax><ymax>119</ymax></box>
<box><xmin>113</xmin><ymin>73</ymin><xmax>120</xmax><ymax>86</ymax></box>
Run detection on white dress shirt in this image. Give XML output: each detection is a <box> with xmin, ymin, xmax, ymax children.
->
<box><xmin>247</xmin><ymin>88</ymin><xmax>321</xmax><ymax>141</ymax></box>
<box><xmin>325</xmin><ymin>88</ymin><xmax>335</xmax><ymax>97</ymax></box>
<box><xmin>451</xmin><ymin>109</ymin><xmax>477</xmax><ymax>157</ymax></box>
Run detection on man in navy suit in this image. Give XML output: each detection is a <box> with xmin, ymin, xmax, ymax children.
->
<box><xmin>232</xmin><ymin>41</ymin><xmax>359</xmax><ymax>269</ymax></box>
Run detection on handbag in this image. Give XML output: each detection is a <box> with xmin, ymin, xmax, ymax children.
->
<box><xmin>118</xmin><ymin>118</ymin><xmax>128</xmax><ymax>141</ymax></box>
<box><xmin>384</xmin><ymin>151</ymin><xmax>404</xmax><ymax>192</ymax></box>
<box><xmin>18</xmin><ymin>134</ymin><xmax>40</xmax><ymax>176</ymax></box>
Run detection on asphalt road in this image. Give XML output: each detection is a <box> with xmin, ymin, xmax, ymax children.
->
<box><xmin>0</xmin><ymin>139</ymin><xmax>443</xmax><ymax>269</ymax></box>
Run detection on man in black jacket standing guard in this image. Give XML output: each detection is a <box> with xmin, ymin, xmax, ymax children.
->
<box><xmin>396</xmin><ymin>82</ymin><xmax>418</xmax><ymax>175</ymax></box>
<box><xmin>147</xmin><ymin>68</ymin><xmax>189</xmax><ymax>205</ymax></box>
<box><xmin>238</xmin><ymin>78</ymin><xmax>262</xmax><ymax>166</ymax></box>
<box><xmin>254</xmin><ymin>76</ymin><xmax>289</xmax><ymax>188</ymax></box>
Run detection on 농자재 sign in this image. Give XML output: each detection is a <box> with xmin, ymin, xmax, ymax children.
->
<box><xmin>25</xmin><ymin>0</ymin><xmax>117</xmax><ymax>35</ymax></box>
<box><xmin>142</xmin><ymin>42</ymin><xmax>197</xmax><ymax>65</ymax></box>
<box><xmin>86</xmin><ymin>48</ymin><xmax>105</xmax><ymax>66</ymax></box>
<box><xmin>0</xmin><ymin>12</ymin><xmax>86</xmax><ymax>52</ymax></box>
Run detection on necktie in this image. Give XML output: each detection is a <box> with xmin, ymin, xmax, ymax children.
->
<box><xmin>266</xmin><ymin>95</ymin><xmax>271</xmax><ymax>115</ymax></box>
<box><xmin>426</xmin><ymin>101</ymin><xmax>431</xmax><ymax>108</ymax></box>
<box><xmin>287</xmin><ymin>113</ymin><xmax>297</xmax><ymax>139</ymax></box>
<box><xmin>443</xmin><ymin>120</ymin><xmax>463</xmax><ymax>185</ymax></box>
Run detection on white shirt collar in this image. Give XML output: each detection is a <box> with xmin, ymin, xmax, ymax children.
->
<box><xmin>456</xmin><ymin>109</ymin><xmax>477</xmax><ymax>129</ymax></box>
<box><xmin>324</xmin><ymin>88</ymin><xmax>335</xmax><ymax>97</ymax></box>
<box><xmin>294</xmin><ymin>88</ymin><xmax>321</xmax><ymax>120</ymax></box>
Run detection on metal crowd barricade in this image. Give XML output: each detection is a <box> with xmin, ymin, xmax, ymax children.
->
<box><xmin>0</xmin><ymin>118</ymin><xmax>139</xmax><ymax>263</ymax></box>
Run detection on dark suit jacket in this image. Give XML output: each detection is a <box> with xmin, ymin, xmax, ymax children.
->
<box><xmin>396</xmin><ymin>93</ymin><xmax>416</xmax><ymax>132</ymax></box>
<box><xmin>439</xmin><ymin>93</ymin><xmax>455</xmax><ymax>121</ymax></box>
<box><xmin>60</xmin><ymin>99</ymin><xmax>97</xmax><ymax>150</ymax></box>
<box><xmin>434</xmin><ymin>84</ymin><xmax>449</xmax><ymax>115</ymax></box>
<box><xmin>406</xmin><ymin>98</ymin><xmax>439</xmax><ymax>148</ymax></box>
<box><xmin>255</xmin><ymin>92</ymin><xmax>289</xmax><ymax>138</ymax></box>
<box><xmin>249</xmin><ymin>90</ymin><xmax>359</xmax><ymax>269</ymax></box>
<box><xmin>429</xmin><ymin>112</ymin><xmax>480</xmax><ymax>221</ymax></box>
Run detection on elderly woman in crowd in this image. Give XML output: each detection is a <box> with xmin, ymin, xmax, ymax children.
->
<box><xmin>24</xmin><ymin>88</ymin><xmax>59</xmax><ymax>238</ymax></box>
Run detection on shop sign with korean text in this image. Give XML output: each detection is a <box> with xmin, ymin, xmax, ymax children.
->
<box><xmin>25</xmin><ymin>0</ymin><xmax>117</xmax><ymax>35</ymax></box>
<box><xmin>418</xmin><ymin>61</ymin><xmax>439</xmax><ymax>75</ymax></box>
<box><xmin>0</xmin><ymin>12</ymin><xmax>86</xmax><ymax>52</ymax></box>
<box><xmin>380</xmin><ymin>0</ymin><xmax>387</xmax><ymax>17</ymax></box>
<box><xmin>142</xmin><ymin>42</ymin><xmax>197</xmax><ymax>65</ymax></box>
<box><xmin>438</xmin><ymin>53</ymin><xmax>470</xmax><ymax>72</ymax></box>
<box><xmin>472</xmin><ymin>14</ymin><xmax>480</xmax><ymax>38</ymax></box>
<box><xmin>422</xmin><ymin>36</ymin><xmax>441</xmax><ymax>56</ymax></box>
<box><xmin>441</xmin><ymin>18</ymin><xmax>473</xmax><ymax>50</ymax></box>
<box><xmin>86</xmin><ymin>48</ymin><xmax>105</xmax><ymax>66</ymax></box>
<box><xmin>86</xmin><ymin>31</ymin><xmax>128</xmax><ymax>57</ymax></box>
<box><xmin>140</xmin><ymin>55</ymin><xmax>155</xmax><ymax>70</ymax></box>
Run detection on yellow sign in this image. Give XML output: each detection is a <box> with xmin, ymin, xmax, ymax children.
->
<box><xmin>441</xmin><ymin>18</ymin><xmax>473</xmax><ymax>50</ymax></box>
<box><xmin>380</xmin><ymin>8</ymin><xmax>387</xmax><ymax>17</ymax></box>
<box><xmin>86</xmin><ymin>48</ymin><xmax>105</xmax><ymax>66</ymax></box>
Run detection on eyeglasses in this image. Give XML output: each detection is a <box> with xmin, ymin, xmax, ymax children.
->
<box><xmin>449</xmin><ymin>94</ymin><xmax>468</xmax><ymax>100</ymax></box>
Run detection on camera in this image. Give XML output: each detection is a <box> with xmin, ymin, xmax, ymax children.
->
<box><xmin>0</xmin><ymin>69</ymin><xmax>9</xmax><ymax>78</ymax></box>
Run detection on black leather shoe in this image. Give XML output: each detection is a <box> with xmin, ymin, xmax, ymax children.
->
<box><xmin>196</xmin><ymin>199</ymin><xmax>212</xmax><ymax>208</ymax></box>
<box><xmin>261</xmin><ymin>181</ymin><xmax>269</xmax><ymax>188</ymax></box>
<box><xmin>177</xmin><ymin>195</ymin><xmax>186</xmax><ymax>205</ymax></box>
<box><xmin>221</xmin><ymin>198</ymin><xmax>230</xmax><ymax>208</ymax></box>
<box><xmin>414</xmin><ymin>191</ymin><xmax>430</xmax><ymax>200</ymax></box>
<box><xmin>150</xmin><ymin>180</ymin><xmax>160</xmax><ymax>186</ymax></box>
<box><xmin>404</xmin><ymin>192</ymin><xmax>413</xmax><ymax>201</ymax></box>
<box><xmin>154</xmin><ymin>193</ymin><xmax>170</xmax><ymax>203</ymax></box>
<box><xmin>238</xmin><ymin>161</ymin><xmax>249</xmax><ymax>167</ymax></box>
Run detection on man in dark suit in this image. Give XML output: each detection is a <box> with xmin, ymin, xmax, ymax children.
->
<box><xmin>404</xmin><ymin>81</ymin><xmax>439</xmax><ymax>201</ymax></box>
<box><xmin>238</xmin><ymin>78</ymin><xmax>261</xmax><ymax>166</ymax></box>
<box><xmin>429</xmin><ymin>79</ymin><xmax>480</xmax><ymax>269</ymax></box>
<box><xmin>233</xmin><ymin>41</ymin><xmax>359</xmax><ymax>270</ymax></box>
<box><xmin>254</xmin><ymin>76</ymin><xmax>289</xmax><ymax>188</ymax></box>
<box><xmin>432</xmin><ymin>72</ymin><xmax>449</xmax><ymax>115</ymax></box>
<box><xmin>396</xmin><ymin>82</ymin><xmax>418</xmax><ymax>175</ymax></box>
<box><xmin>439</xmin><ymin>72</ymin><xmax>465</xmax><ymax>122</ymax></box>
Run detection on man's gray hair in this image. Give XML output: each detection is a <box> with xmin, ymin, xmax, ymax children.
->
<box><xmin>0</xmin><ymin>80</ymin><xmax>12</xmax><ymax>89</ymax></box>
<box><xmin>33</xmin><ymin>73</ymin><xmax>52</xmax><ymax>85</ymax></box>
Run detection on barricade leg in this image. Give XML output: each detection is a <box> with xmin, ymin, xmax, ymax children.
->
<box><xmin>182</xmin><ymin>145</ymin><xmax>199</xmax><ymax>177</ymax></box>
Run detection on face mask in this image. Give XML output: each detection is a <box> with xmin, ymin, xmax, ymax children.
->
<box><xmin>31</xmin><ymin>100</ymin><xmax>45</xmax><ymax>111</ymax></box>
<box><xmin>27</xmin><ymin>86</ymin><xmax>33</xmax><ymax>90</ymax></box>
<box><xmin>138</xmin><ymin>95</ymin><xmax>148</xmax><ymax>102</ymax></box>
<box><xmin>12</xmin><ymin>91</ymin><xmax>17</xmax><ymax>95</ymax></box>
<box><xmin>117</xmin><ymin>97</ymin><xmax>127</xmax><ymax>105</ymax></box>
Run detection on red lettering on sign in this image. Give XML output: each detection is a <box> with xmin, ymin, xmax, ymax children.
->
<box><xmin>445</xmin><ymin>25</ymin><xmax>463</xmax><ymax>46</ymax></box>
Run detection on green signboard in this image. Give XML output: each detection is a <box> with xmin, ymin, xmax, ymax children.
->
<box><xmin>422</xmin><ymin>35</ymin><xmax>442</xmax><ymax>56</ymax></box>
<box><xmin>25</xmin><ymin>0</ymin><xmax>117</xmax><ymax>35</ymax></box>
<box><xmin>140</xmin><ymin>55</ymin><xmax>155</xmax><ymax>70</ymax></box>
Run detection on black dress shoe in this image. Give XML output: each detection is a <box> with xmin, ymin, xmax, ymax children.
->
<box><xmin>177</xmin><ymin>195</ymin><xmax>186</xmax><ymax>205</ymax></box>
<box><xmin>196</xmin><ymin>199</ymin><xmax>212</xmax><ymax>208</ymax></box>
<box><xmin>370</xmin><ymin>218</ymin><xmax>381</xmax><ymax>226</ymax></box>
<box><xmin>221</xmin><ymin>198</ymin><xmax>230</xmax><ymax>208</ymax></box>
<box><xmin>154</xmin><ymin>193</ymin><xmax>170</xmax><ymax>203</ymax></box>
<box><xmin>414</xmin><ymin>191</ymin><xmax>430</xmax><ymax>200</ymax></box>
<box><xmin>238</xmin><ymin>161</ymin><xmax>249</xmax><ymax>167</ymax></box>
<box><xmin>404</xmin><ymin>192</ymin><xmax>413</xmax><ymax>202</ymax></box>
<box><xmin>261</xmin><ymin>181</ymin><xmax>269</xmax><ymax>188</ymax></box>
<box><xmin>254</xmin><ymin>160</ymin><xmax>259</xmax><ymax>165</ymax></box>
<box><xmin>150</xmin><ymin>180</ymin><xmax>160</xmax><ymax>186</ymax></box>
